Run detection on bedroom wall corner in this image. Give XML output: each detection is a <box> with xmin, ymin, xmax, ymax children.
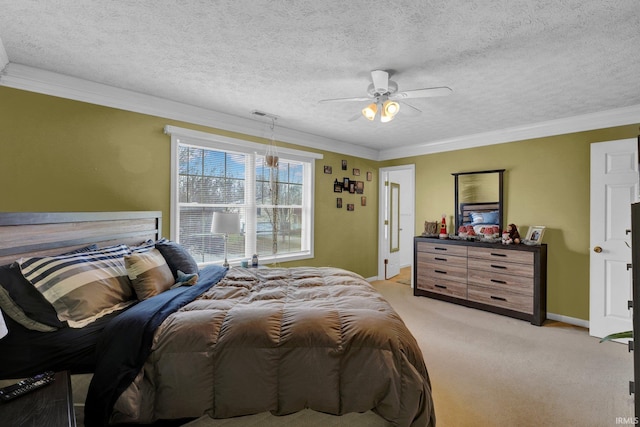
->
<box><xmin>381</xmin><ymin>123</ymin><xmax>640</xmax><ymax>322</ymax></box>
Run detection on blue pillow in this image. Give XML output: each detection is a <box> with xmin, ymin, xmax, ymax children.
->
<box><xmin>470</xmin><ymin>210</ymin><xmax>499</xmax><ymax>225</ymax></box>
<box><xmin>470</xmin><ymin>212</ymin><xmax>484</xmax><ymax>224</ymax></box>
<box><xmin>483</xmin><ymin>211</ymin><xmax>499</xmax><ymax>224</ymax></box>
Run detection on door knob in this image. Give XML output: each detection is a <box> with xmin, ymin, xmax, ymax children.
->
<box><xmin>593</xmin><ymin>246</ymin><xmax>603</xmax><ymax>253</ymax></box>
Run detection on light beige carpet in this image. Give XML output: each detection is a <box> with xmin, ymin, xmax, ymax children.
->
<box><xmin>372</xmin><ymin>279</ymin><xmax>635</xmax><ymax>427</ymax></box>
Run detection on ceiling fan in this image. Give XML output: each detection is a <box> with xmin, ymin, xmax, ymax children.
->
<box><xmin>319</xmin><ymin>70</ymin><xmax>452</xmax><ymax>123</ymax></box>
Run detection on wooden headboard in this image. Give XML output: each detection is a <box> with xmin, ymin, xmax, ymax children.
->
<box><xmin>0</xmin><ymin>211</ymin><xmax>162</xmax><ymax>265</ymax></box>
<box><xmin>459</xmin><ymin>202</ymin><xmax>499</xmax><ymax>227</ymax></box>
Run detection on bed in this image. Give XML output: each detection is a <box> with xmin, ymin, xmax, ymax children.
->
<box><xmin>0</xmin><ymin>211</ymin><xmax>435</xmax><ymax>427</ymax></box>
<box><xmin>458</xmin><ymin>202</ymin><xmax>501</xmax><ymax>237</ymax></box>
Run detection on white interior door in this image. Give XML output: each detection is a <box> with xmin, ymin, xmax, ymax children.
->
<box><xmin>590</xmin><ymin>138</ymin><xmax>638</xmax><ymax>338</ymax></box>
<box><xmin>378</xmin><ymin>165</ymin><xmax>415</xmax><ymax>281</ymax></box>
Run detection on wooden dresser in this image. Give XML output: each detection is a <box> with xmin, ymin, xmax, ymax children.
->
<box><xmin>414</xmin><ymin>236</ymin><xmax>547</xmax><ymax>325</ymax></box>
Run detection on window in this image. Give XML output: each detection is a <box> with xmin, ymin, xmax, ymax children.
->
<box><xmin>166</xmin><ymin>125</ymin><xmax>320</xmax><ymax>265</ymax></box>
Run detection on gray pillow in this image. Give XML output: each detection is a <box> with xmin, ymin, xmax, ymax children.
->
<box><xmin>155</xmin><ymin>240</ymin><xmax>199</xmax><ymax>278</ymax></box>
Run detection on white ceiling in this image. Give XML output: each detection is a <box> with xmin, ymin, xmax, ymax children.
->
<box><xmin>0</xmin><ymin>0</ymin><xmax>639</xmax><ymax>160</ymax></box>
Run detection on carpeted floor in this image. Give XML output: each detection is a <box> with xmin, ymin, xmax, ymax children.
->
<box><xmin>371</xmin><ymin>277</ymin><xmax>635</xmax><ymax>427</ymax></box>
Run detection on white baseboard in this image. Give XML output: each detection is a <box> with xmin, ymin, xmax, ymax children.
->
<box><xmin>547</xmin><ymin>313</ymin><xmax>589</xmax><ymax>328</ymax></box>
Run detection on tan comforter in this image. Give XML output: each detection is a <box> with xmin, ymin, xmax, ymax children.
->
<box><xmin>111</xmin><ymin>267</ymin><xmax>435</xmax><ymax>427</ymax></box>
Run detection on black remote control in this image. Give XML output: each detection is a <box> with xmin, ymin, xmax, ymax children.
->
<box><xmin>0</xmin><ymin>371</ymin><xmax>55</xmax><ymax>402</ymax></box>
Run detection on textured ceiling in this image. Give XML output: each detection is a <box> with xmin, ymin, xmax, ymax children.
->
<box><xmin>0</xmin><ymin>0</ymin><xmax>639</xmax><ymax>156</ymax></box>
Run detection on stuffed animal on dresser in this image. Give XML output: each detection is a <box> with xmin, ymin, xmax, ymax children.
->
<box><xmin>502</xmin><ymin>223</ymin><xmax>521</xmax><ymax>244</ymax></box>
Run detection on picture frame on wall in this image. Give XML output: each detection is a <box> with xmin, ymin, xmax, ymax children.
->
<box><xmin>349</xmin><ymin>182</ymin><xmax>356</xmax><ymax>193</ymax></box>
<box><xmin>343</xmin><ymin>177</ymin><xmax>350</xmax><ymax>189</ymax></box>
<box><xmin>333</xmin><ymin>179</ymin><xmax>343</xmax><ymax>192</ymax></box>
<box><xmin>324</xmin><ymin>165</ymin><xmax>332</xmax><ymax>174</ymax></box>
<box><xmin>341</xmin><ymin>160</ymin><xmax>347</xmax><ymax>170</ymax></box>
<box><xmin>353</xmin><ymin>168</ymin><xmax>360</xmax><ymax>176</ymax></box>
<box><xmin>524</xmin><ymin>226</ymin><xmax>546</xmax><ymax>245</ymax></box>
<box><xmin>355</xmin><ymin>181</ymin><xmax>364</xmax><ymax>194</ymax></box>
<box><xmin>337</xmin><ymin>198</ymin><xmax>342</xmax><ymax>208</ymax></box>
<box><xmin>366</xmin><ymin>171</ymin><xmax>372</xmax><ymax>181</ymax></box>
<box><xmin>347</xmin><ymin>204</ymin><xmax>354</xmax><ymax>211</ymax></box>
<box><xmin>361</xmin><ymin>196</ymin><xmax>366</xmax><ymax>206</ymax></box>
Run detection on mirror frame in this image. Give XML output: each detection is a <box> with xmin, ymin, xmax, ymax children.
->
<box><xmin>390</xmin><ymin>182</ymin><xmax>400</xmax><ymax>252</ymax></box>
<box><xmin>452</xmin><ymin>169</ymin><xmax>505</xmax><ymax>235</ymax></box>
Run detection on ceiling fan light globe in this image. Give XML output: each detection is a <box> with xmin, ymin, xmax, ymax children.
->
<box><xmin>383</xmin><ymin>100</ymin><xmax>400</xmax><ymax>116</ymax></box>
<box><xmin>362</xmin><ymin>103</ymin><xmax>377</xmax><ymax>121</ymax></box>
<box><xmin>380</xmin><ymin>110</ymin><xmax>394</xmax><ymax>123</ymax></box>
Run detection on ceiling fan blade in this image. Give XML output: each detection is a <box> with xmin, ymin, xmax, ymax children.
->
<box><xmin>370</xmin><ymin>70</ymin><xmax>389</xmax><ymax>94</ymax></box>
<box><xmin>399</xmin><ymin>101</ymin><xmax>422</xmax><ymax>115</ymax></box>
<box><xmin>319</xmin><ymin>96</ymin><xmax>372</xmax><ymax>104</ymax></box>
<box><xmin>391</xmin><ymin>86</ymin><xmax>452</xmax><ymax>99</ymax></box>
<box><xmin>348</xmin><ymin>112</ymin><xmax>362</xmax><ymax>122</ymax></box>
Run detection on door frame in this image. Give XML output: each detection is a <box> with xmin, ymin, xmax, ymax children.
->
<box><xmin>378</xmin><ymin>164</ymin><xmax>415</xmax><ymax>282</ymax></box>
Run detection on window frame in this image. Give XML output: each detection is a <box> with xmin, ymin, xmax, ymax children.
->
<box><xmin>165</xmin><ymin>125</ymin><xmax>321</xmax><ymax>265</ymax></box>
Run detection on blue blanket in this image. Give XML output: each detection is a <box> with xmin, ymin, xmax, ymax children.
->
<box><xmin>84</xmin><ymin>265</ymin><xmax>227</xmax><ymax>427</ymax></box>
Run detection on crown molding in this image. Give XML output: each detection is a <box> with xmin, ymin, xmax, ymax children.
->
<box><xmin>378</xmin><ymin>103</ymin><xmax>640</xmax><ymax>160</ymax></box>
<box><xmin>0</xmin><ymin>37</ymin><xmax>8</xmax><ymax>72</ymax></box>
<box><xmin>0</xmin><ymin>63</ymin><xmax>378</xmax><ymax>160</ymax></box>
<box><xmin>2</xmin><ymin>63</ymin><xmax>638</xmax><ymax>162</ymax></box>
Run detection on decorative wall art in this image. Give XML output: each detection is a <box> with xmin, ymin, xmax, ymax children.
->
<box><xmin>329</xmin><ymin>163</ymin><xmax>369</xmax><ymax>210</ymax></box>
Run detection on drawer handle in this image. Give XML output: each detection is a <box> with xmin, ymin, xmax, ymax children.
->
<box><xmin>490</xmin><ymin>252</ymin><xmax>507</xmax><ymax>257</ymax></box>
<box><xmin>490</xmin><ymin>264</ymin><xmax>507</xmax><ymax>269</ymax></box>
<box><xmin>435</xmin><ymin>284</ymin><xmax>447</xmax><ymax>289</ymax></box>
<box><xmin>434</xmin><ymin>247</ymin><xmax>448</xmax><ymax>251</ymax></box>
<box><xmin>435</xmin><ymin>270</ymin><xmax>447</xmax><ymax>275</ymax></box>
<box><xmin>490</xmin><ymin>295</ymin><xmax>507</xmax><ymax>302</ymax></box>
<box><xmin>434</xmin><ymin>257</ymin><xmax>447</xmax><ymax>261</ymax></box>
<box><xmin>491</xmin><ymin>279</ymin><xmax>507</xmax><ymax>284</ymax></box>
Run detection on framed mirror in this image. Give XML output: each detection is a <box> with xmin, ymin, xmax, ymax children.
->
<box><xmin>390</xmin><ymin>182</ymin><xmax>400</xmax><ymax>252</ymax></box>
<box><xmin>452</xmin><ymin>169</ymin><xmax>505</xmax><ymax>236</ymax></box>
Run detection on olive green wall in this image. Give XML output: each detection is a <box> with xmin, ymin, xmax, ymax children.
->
<box><xmin>383</xmin><ymin>125</ymin><xmax>640</xmax><ymax>320</ymax></box>
<box><xmin>0</xmin><ymin>87</ymin><xmax>378</xmax><ymax>277</ymax></box>
<box><xmin>3</xmin><ymin>85</ymin><xmax>639</xmax><ymax>320</ymax></box>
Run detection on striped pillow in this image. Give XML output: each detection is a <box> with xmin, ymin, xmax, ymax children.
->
<box><xmin>19</xmin><ymin>244</ymin><xmax>135</xmax><ymax>328</ymax></box>
<box><xmin>125</xmin><ymin>248</ymin><xmax>175</xmax><ymax>300</ymax></box>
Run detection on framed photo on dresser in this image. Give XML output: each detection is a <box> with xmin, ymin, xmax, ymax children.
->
<box><xmin>525</xmin><ymin>226</ymin><xmax>545</xmax><ymax>244</ymax></box>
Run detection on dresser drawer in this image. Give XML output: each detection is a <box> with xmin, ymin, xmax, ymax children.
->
<box><xmin>468</xmin><ymin>257</ymin><xmax>534</xmax><ymax>277</ymax></box>
<box><xmin>468</xmin><ymin>284</ymin><xmax>533</xmax><ymax>314</ymax></box>
<box><xmin>417</xmin><ymin>251</ymin><xmax>467</xmax><ymax>268</ymax></box>
<box><xmin>468</xmin><ymin>269</ymin><xmax>534</xmax><ymax>296</ymax></box>
<box><xmin>467</xmin><ymin>246</ymin><xmax>534</xmax><ymax>264</ymax></box>
<box><xmin>417</xmin><ymin>260</ymin><xmax>468</xmax><ymax>283</ymax></box>
<box><xmin>416</xmin><ymin>241</ymin><xmax>467</xmax><ymax>257</ymax></box>
<box><xmin>417</xmin><ymin>276</ymin><xmax>467</xmax><ymax>299</ymax></box>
